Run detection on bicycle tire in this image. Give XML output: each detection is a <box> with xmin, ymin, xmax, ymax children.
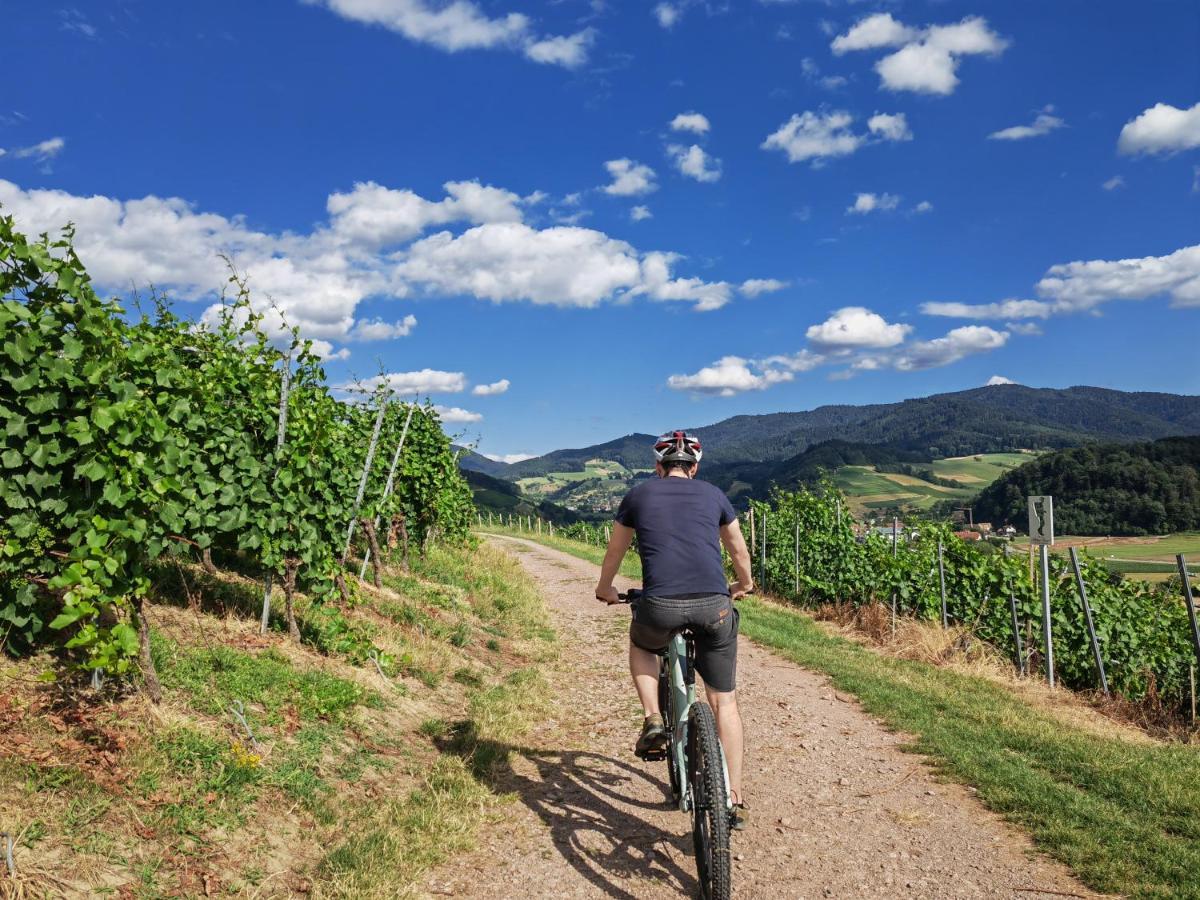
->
<box><xmin>687</xmin><ymin>701</ymin><xmax>731</xmax><ymax>900</ymax></box>
<box><xmin>659</xmin><ymin>664</ymin><xmax>682</xmax><ymax>799</ymax></box>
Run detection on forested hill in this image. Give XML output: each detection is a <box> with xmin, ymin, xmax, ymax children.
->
<box><xmin>488</xmin><ymin>385</ymin><xmax>1200</xmax><ymax>477</ymax></box>
<box><xmin>972</xmin><ymin>436</ymin><xmax>1200</xmax><ymax>535</ymax></box>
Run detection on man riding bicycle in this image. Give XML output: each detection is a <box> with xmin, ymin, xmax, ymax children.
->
<box><xmin>594</xmin><ymin>430</ymin><xmax>754</xmax><ymax>828</ymax></box>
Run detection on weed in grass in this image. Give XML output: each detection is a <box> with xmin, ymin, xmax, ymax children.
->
<box><xmin>486</xmin><ymin>638</ymin><xmax>501</xmax><ymax>653</ymax></box>
<box><xmin>419</xmin><ymin>718</ymin><xmax>448</xmax><ymax>738</ymax></box>
<box><xmin>452</xmin><ymin>667</ymin><xmax>484</xmax><ymax>688</ymax></box>
<box><xmin>449</xmin><ymin>622</ymin><xmax>471</xmax><ymax>647</ymax></box>
<box><xmin>152</xmin><ymin>637</ymin><xmax>368</xmax><ymax>724</ymax></box>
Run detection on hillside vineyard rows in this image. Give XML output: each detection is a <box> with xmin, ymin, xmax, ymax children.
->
<box><xmin>0</xmin><ymin>218</ymin><xmax>475</xmax><ymax>685</ymax></box>
<box><xmin>531</xmin><ymin>495</ymin><xmax>1200</xmax><ymax>713</ymax></box>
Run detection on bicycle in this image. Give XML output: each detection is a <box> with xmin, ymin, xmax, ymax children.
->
<box><xmin>619</xmin><ymin>588</ymin><xmax>732</xmax><ymax>900</ymax></box>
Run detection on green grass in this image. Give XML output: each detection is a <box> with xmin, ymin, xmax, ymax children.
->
<box><xmin>495</xmin><ymin>529</ymin><xmax>1200</xmax><ymax>899</ymax></box>
<box><xmin>738</xmin><ymin>598</ymin><xmax>1200</xmax><ymax>899</ymax></box>
<box><xmin>930</xmin><ymin>451</ymin><xmax>1035</xmax><ymax>484</ymax></box>
<box><xmin>833</xmin><ymin>452</ymin><xmax>1030</xmax><ymax>514</ymax></box>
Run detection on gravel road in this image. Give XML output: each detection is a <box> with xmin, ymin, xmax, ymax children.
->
<box><xmin>421</xmin><ymin>536</ymin><xmax>1100</xmax><ymax>900</ymax></box>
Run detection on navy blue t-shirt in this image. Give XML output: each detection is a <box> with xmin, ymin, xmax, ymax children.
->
<box><xmin>614</xmin><ymin>476</ymin><xmax>736</xmax><ymax>598</ymax></box>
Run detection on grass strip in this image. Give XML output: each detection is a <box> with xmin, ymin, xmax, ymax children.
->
<box><xmin>494</xmin><ymin>530</ymin><xmax>1200</xmax><ymax>899</ymax></box>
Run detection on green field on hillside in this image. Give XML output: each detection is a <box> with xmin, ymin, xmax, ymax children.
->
<box><xmin>834</xmin><ymin>452</ymin><xmax>1033</xmax><ymax>516</ymax></box>
<box><xmin>515</xmin><ymin>458</ymin><xmax>651</xmax><ymax>515</ymax></box>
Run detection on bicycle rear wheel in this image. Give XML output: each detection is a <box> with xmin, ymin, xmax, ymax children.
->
<box><xmin>687</xmin><ymin>701</ymin><xmax>731</xmax><ymax>900</ymax></box>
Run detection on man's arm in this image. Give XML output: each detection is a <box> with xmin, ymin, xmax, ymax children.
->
<box><xmin>720</xmin><ymin>519</ymin><xmax>755</xmax><ymax>599</ymax></box>
<box><xmin>595</xmin><ymin>522</ymin><xmax>635</xmax><ymax>604</ymax></box>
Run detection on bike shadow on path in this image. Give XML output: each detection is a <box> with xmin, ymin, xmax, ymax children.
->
<box><xmin>438</xmin><ymin>724</ymin><xmax>698</xmax><ymax>899</ymax></box>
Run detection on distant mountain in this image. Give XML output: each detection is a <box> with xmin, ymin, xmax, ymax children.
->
<box><xmin>455</xmin><ymin>447</ymin><xmax>512</xmax><ymax>477</ymax></box>
<box><xmin>972</xmin><ymin>436</ymin><xmax>1200</xmax><ymax>535</ymax></box>
<box><xmin>704</xmin><ymin>440</ymin><xmax>931</xmax><ymax>497</ymax></box>
<box><xmin>497</xmin><ymin>385</ymin><xmax>1200</xmax><ymax>480</ymax></box>
<box><xmin>461</xmin><ymin>469</ymin><xmax>584</xmax><ymax>524</ymax></box>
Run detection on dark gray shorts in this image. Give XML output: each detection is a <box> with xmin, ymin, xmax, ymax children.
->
<box><xmin>629</xmin><ymin>593</ymin><xmax>740</xmax><ymax>693</ymax></box>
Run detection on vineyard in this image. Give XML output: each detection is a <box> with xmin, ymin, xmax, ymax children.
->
<box><xmin>0</xmin><ymin>216</ymin><xmax>475</xmax><ymax>687</ymax></box>
<box><xmin>489</xmin><ymin>491</ymin><xmax>1200</xmax><ymax>716</ymax></box>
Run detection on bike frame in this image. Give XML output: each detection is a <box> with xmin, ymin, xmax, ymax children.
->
<box><xmin>664</xmin><ymin>632</ymin><xmax>733</xmax><ymax>815</ymax></box>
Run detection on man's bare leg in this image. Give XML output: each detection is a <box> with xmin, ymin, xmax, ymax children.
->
<box><xmin>630</xmin><ymin>639</ymin><xmax>660</xmax><ymax>716</ymax></box>
<box><xmin>707</xmin><ymin>688</ymin><xmax>743</xmax><ymax>805</ymax></box>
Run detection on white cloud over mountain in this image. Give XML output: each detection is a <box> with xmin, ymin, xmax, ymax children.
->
<box><xmin>1117</xmin><ymin>101</ymin><xmax>1200</xmax><ymax>155</ymax></box>
<box><xmin>304</xmin><ymin>0</ymin><xmax>592</xmax><ymax>68</ymax></box>
<box><xmin>922</xmin><ymin>244</ymin><xmax>1200</xmax><ymax>319</ymax></box>
<box><xmin>806</xmin><ymin>307</ymin><xmax>910</xmax><ymax>349</ymax></box>
<box><xmin>832</xmin><ymin>13</ymin><xmax>1008</xmax><ymax>96</ymax></box>
<box><xmin>666</xmin><ymin>356</ymin><xmax>794</xmax><ymax>396</ymax></box>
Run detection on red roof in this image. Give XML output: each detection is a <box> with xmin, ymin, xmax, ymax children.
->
<box><xmin>954</xmin><ymin>530</ymin><xmax>983</xmax><ymax>541</ymax></box>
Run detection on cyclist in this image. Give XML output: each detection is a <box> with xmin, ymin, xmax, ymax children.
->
<box><xmin>594</xmin><ymin>430</ymin><xmax>754</xmax><ymax>828</ymax></box>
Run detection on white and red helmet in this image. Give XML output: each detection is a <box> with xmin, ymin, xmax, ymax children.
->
<box><xmin>653</xmin><ymin>430</ymin><xmax>703</xmax><ymax>465</ymax></box>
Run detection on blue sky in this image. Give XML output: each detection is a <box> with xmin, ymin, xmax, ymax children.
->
<box><xmin>3</xmin><ymin>1</ymin><xmax>1198</xmax><ymax>460</ymax></box>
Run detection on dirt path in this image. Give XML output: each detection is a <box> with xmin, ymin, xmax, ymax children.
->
<box><xmin>421</xmin><ymin>536</ymin><xmax>1098</xmax><ymax>899</ymax></box>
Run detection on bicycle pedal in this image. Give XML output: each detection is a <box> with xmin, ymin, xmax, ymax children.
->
<box><xmin>636</xmin><ymin>748</ymin><xmax>668</xmax><ymax>762</ymax></box>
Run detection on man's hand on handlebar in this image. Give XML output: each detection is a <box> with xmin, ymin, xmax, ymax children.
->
<box><xmin>729</xmin><ymin>580</ymin><xmax>754</xmax><ymax>601</ymax></box>
<box><xmin>595</xmin><ymin>584</ymin><xmax>621</xmax><ymax>605</ymax></box>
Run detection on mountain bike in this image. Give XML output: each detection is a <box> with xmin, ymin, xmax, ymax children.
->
<box><xmin>619</xmin><ymin>589</ymin><xmax>732</xmax><ymax>900</ymax></box>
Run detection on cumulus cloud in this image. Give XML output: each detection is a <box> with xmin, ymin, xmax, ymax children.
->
<box><xmin>361</xmin><ymin>369</ymin><xmax>468</xmax><ymax>394</ymax></box>
<box><xmin>630</xmin><ymin>205</ymin><xmax>652</xmax><ymax>222</ymax></box>
<box><xmin>472</xmin><ymin>379</ymin><xmax>510</xmax><ymax>396</ymax></box>
<box><xmin>327</xmin><ymin>179</ymin><xmax>524</xmax><ymax>246</ymax></box>
<box><xmin>923</xmin><ymin>244</ymin><xmax>1200</xmax><ymax>319</ymax></box>
<box><xmin>891</xmin><ymin>326</ymin><xmax>1008</xmax><ymax>370</ymax></box>
<box><xmin>988</xmin><ymin>107</ymin><xmax>1065</xmax><ymax>141</ymax></box>
<box><xmin>832</xmin><ymin>13</ymin><xmax>1008</xmax><ymax>96</ymax></box>
<box><xmin>739</xmin><ymin>278</ymin><xmax>788</xmax><ymax>298</ymax></box>
<box><xmin>847</xmin><ymin>192</ymin><xmax>901</xmax><ymax>215</ymax></box>
<box><xmin>986</xmin><ymin>375</ymin><xmax>1017</xmax><ymax>385</ymax></box>
<box><xmin>915</xmin><ymin>200</ymin><xmax>934</xmax><ymax>213</ymax></box>
<box><xmin>348</xmin><ymin>315</ymin><xmax>418</xmax><ymax>340</ymax></box>
<box><xmin>1117</xmin><ymin>101</ymin><xmax>1200</xmax><ymax>155</ymax></box>
<box><xmin>806</xmin><ymin>306</ymin><xmax>910</xmax><ymax>349</ymax></box>
<box><xmin>1102</xmin><ymin>176</ymin><xmax>1125</xmax><ymax>191</ymax></box>
<box><xmin>654</xmin><ymin>3</ymin><xmax>681</xmax><ymax>28</ymax></box>
<box><xmin>762</xmin><ymin>110</ymin><xmax>906</xmax><ymax>166</ymax></box>
<box><xmin>667</xmin><ymin>144</ymin><xmax>722</xmax><ymax>182</ymax></box>
<box><xmin>435</xmin><ymin>405</ymin><xmax>483</xmax><ymax>423</ymax></box>
<box><xmin>867</xmin><ymin>112</ymin><xmax>911</xmax><ymax>142</ymax></box>
<box><xmin>602</xmin><ymin>158</ymin><xmax>657</xmax><ymax>196</ymax></box>
<box><xmin>636</xmin><ymin>251</ymin><xmax>732</xmax><ymax>311</ymax></box>
<box><xmin>2</xmin><ymin>136</ymin><xmax>66</xmax><ymax>162</ymax></box>
<box><xmin>670</xmin><ymin>112</ymin><xmax>710</xmax><ymax>135</ymax></box>
<box><xmin>306</xmin><ymin>0</ymin><xmax>593</xmax><ymax>68</ymax></box>
<box><xmin>666</xmin><ymin>356</ymin><xmax>794</xmax><ymax>396</ymax></box>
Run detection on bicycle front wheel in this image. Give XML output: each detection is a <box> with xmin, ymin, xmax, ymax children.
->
<box><xmin>687</xmin><ymin>701</ymin><xmax>731</xmax><ymax>900</ymax></box>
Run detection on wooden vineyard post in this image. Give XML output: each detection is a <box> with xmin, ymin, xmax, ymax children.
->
<box><xmin>1069</xmin><ymin>547</ymin><xmax>1110</xmax><ymax>697</ymax></box>
<box><xmin>760</xmin><ymin>510</ymin><xmax>768</xmax><ymax>593</ymax></box>
<box><xmin>262</xmin><ymin>355</ymin><xmax>291</xmax><ymax>634</ymax></box>
<box><xmin>343</xmin><ymin>394</ymin><xmax>390</xmax><ymax>562</ymax></box>
<box><xmin>793</xmin><ymin>521</ymin><xmax>800</xmax><ymax>597</ymax></box>
<box><xmin>1176</xmin><ymin>554</ymin><xmax>1200</xmax><ymax>678</ymax></box>
<box><xmin>360</xmin><ymin>403</ymin><xmax>415</xmax><ymax>580</ymax></box>
<box><xmin>937</xmin><ymin>540</ymin><xmax>947</xmax><ymax>628</ymax></box>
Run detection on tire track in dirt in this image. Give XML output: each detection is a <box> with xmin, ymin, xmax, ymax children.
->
<box><xmin>421</xmin><ymin>536</ymin><xmax>1100</xmax><ymax>899</ymax></box>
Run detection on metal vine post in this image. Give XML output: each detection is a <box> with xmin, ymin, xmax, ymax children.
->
<box><xmin>261</xmin><ymin>352</ymin><xmax>292</xmax><ymax>634</ymax></box>
<box><xmin>342</xmin><ymin>390</ymin><xmax>391</xmax><ymax>562</ymax></box>
<box><xmin>1069</xmin><ymin>547</ymin><xmax>1110</xmax><ymax>697</ymax></box>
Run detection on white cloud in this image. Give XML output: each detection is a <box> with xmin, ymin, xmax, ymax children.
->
<box><xmin>830</xmin><ymin>13</ymin><xmax>917</xmax><ymax>54</ymax></box>
<box><xmin>3</xmin><ymin>137</ymin><xmax>66</xmax><ymax>162</ymax></box>
<box><xmin>362</xmin><ymin>369</ymin><xmax>468</xmax><ymax>394</ymax></box>
<box><xmin>739</xmin><ymin>278</ymin><xmax>788</xmax><ymax>298</ymax></box>
<box><xmin>1102</xmin><ymin>175</ymin><xmax>1125</xmax><ymax>191</ymax></box>
<box><xmin>348</xmin><ymin>315</ymin><xmax>418</xmax><ymax>340</ymax></box>
<box><xmin>915</xmin><ymin>200</ymin><xmax>934</xmax><ymax>213</ymax></box>
<box><xmin>666</xmin><ymin>356</ymin><xmax>793</xmax><ymax>396</ymax></box>
<box><xmin>630</xmin><ymin>205</ymin><xmax>652</xmax><ymax>222</ymax></box>
<box><xmin>435</xmin><ymin>405</ymin><xmax>483</xmax><ymax>423</ymax></box>
<box><xmin>306</xmin><ymin>0</ymin><xmax>592</xmax><ymax>68</ymax></box>
<box><xmin>670</xmin><ymin>112</ymin><xmax>710</xmax><ymax>135</ymax></box>
<box><xmin>806</xmin><ymin>306</ymin><xmax>910</xmax><ymax>349</ymax></box>
<box><xmin>847</xmin><ymin>192</ymin><xmax>901</xmax><ymax>214</ymax></box>
<box><xmin>833</xmin><ymin>14</ymin><xmax>1008</xmax><ymax>96</ymax></box>
<box><xmin>924</xmin><ymin>245</ymin><xmax>1200</xmax><ymax>319</ymax></box>
<box><xmin>667</xmin><ymin>144</ymin><xmax>722</xmax><ymax>182</ymax></box>
<box><xmin>761</xmin><ymin>111</ymin><xmax>863</xmax><ymax>165</ymax></box>
<box><xmin>602</xmin><ymin>158</ymin><xmax>657</xmax><ymax>196</ymax></box>
<box><xmin>989</xmin><ymin>108</ymin><xmax>1065</xmax><ymax>141</ymax></box>
<box><xmin>483</xmin><ymin>452</ymin><xmax>535</xmax><ymax>464</ymax></box>
<box><xmin>800</xmin><ymin>57</ymin><xmax>848</xmax><ymax>90</ymax></box>
<box><xmin>472</xmin><ymin>378</ymin><xmax>510</xmax><ymax>396</ymax></box>
<box><xmin>1006</xmin><ymin>321</ymin><xmax>1043</xmax><ymax>336</ymax></box>
<box><xmin>986</xmin><ymin>375</ymin><xmax>1017</xmax><ymax>386</ymax></box>
<box><xmin>892</xmin><ymin>326</ymin><xmax>1008</xmax><ymax>370</ymax></box>
<box><xmin>867</xmin><ymin>112</ymin><xmax>912</xmax><ymax>141</ymax></box>
<box><xmin>762</xmin><ymin>110</ymin><xmax>907</xmax><ymax>166</ymax></box>
<box><xmin>636</xmin><ymin>251</ymin><xmax>732</xmax><ymax>311</ymax></box>
<box><xmin>654</xmin><ymin>3</ymin><xmax>681</xmax><ymax>28</ymax></box>
<box><xmin>327</xmin><ymin>179</ymin><xmax>523</xmax><ymax>246</ymax></box>
<box><xmin>1117</xmin><ymin>102</ymin><xmax>1200</xmax><ymax>155</ymax></box>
